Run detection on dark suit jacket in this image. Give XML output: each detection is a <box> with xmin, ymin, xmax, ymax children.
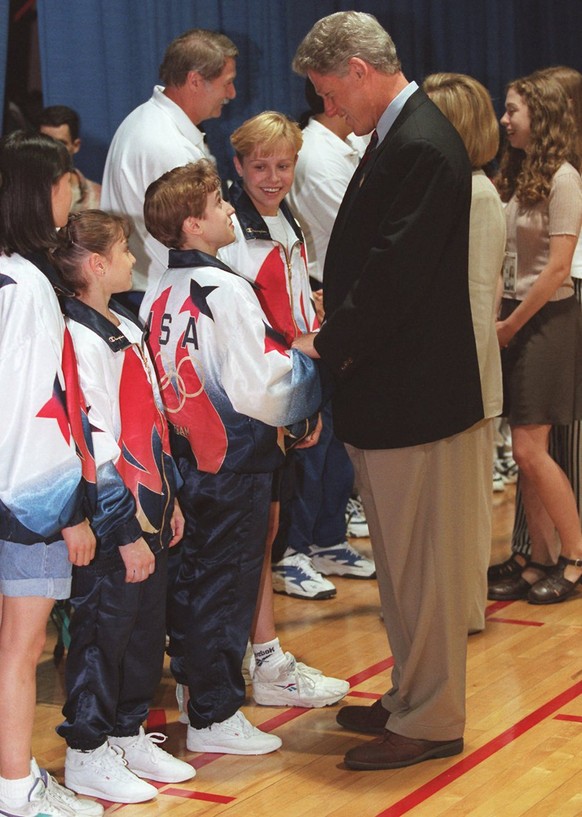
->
<box><xmin>314</xmin><ymin>88</ymin><xmax>484</xmax><ymax>449</ymax></box>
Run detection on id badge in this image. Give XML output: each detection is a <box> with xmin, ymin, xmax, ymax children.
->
<box><xmin>502</xmin><ymin>251</ymin><xmax>517</xmax><ymax>296</ymax></box>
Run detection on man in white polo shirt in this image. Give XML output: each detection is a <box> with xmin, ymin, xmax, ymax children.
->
<box><xmin>102</xmin><ymin>28</ymin><xmax>237</xmax><ymax>298</ymax></box>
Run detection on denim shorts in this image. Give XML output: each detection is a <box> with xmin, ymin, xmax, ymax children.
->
<box><xmin>0</xmin><ymin>538</ymin><xmax>72</xmax><ymax>599</ymax></box>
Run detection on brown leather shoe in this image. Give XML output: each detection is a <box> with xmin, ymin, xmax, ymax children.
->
<box><xmin>487</xmin><ymin>575</ymin><xmax>532</xmax><ymax>600</ymax></box>
<box><xmin>487</xmin><ymin>561</ymin><xmax>553</xmax><ymax>601</ymax></box>
<box><xmin>336</xmin><ymin>699</ymin><xmax>389</xmax><ymax>735</ymax></box>
<box><xmin>344</xmin><ymin>729</ymin><xmax>463</xmax><ymax>770</ymax></box>
<box><xmin>487</xmin><ymin>553</ymin><xmax>528</xmax><ymax>582</ymax></box>
<box><xmin>527</xmin><ymin>556</ymin><xmax>582</xmax><ymax>604</ymax></box>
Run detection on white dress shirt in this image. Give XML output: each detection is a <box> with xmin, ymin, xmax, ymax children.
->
<box><xmin>102</xmin><ymin>86</ymin><xmax>212</xmax><ymax>291</ymax></box>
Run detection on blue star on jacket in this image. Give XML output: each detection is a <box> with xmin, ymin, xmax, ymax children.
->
<box><xmin>180</xmin><ymin>279</ymin><xmax>218</xmax><ymax>321</ymax></box>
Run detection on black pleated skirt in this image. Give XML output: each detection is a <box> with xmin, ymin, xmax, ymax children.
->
<box><xmin>501</xmin><ymin>295</ymin><xmax>582</xmax><ymax>425</ymax></box>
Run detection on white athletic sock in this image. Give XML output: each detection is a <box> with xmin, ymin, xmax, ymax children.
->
<box><xmin>0</xmin><ymin>771</ymin><xmax>36</xmax><ymax>807</ymax></box>
<box><xmin>252</xmin><ymin>638</ymin><xmax>287</xmax><ymax>679</ymax></box>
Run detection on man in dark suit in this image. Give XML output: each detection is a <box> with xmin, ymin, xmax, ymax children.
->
<box><xmin>292</xmin><ymin>12</ymin><xmax>485</xmax><ymax>770</ymax></box>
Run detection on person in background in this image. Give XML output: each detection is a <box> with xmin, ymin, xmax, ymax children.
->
<box><xmin>288</xmin><ymin>77</ymin><xmax>367</xmax><ymax>287</ymax></box>
<box><xmin>223</xmin><ymin>111</ymin><xmax>375</xmax><ymax>609</ymax></box>
<box><xmin>219</xmin><ymin>111</ymin><xmax>349</xmax><ymax>706</ymax></box>
<box><xmin>39</xmin><ymin>105</ymin><xmax>101</xmax><ymax>212</ymax></box>
<box><xmin>102</xmin><ymin>28</ymin><xmax>237</xmax><ymax>304</ymax></box>
<box><xmin>286</xmin><ymin>78</ymin><xmax>371</xmax><ymax>548</ymax></box>
<box><xmin>487</xmin><ymin>71</ymin><xmax>582</xmax><ymax>604</ymax></box>
<box><xmin>488</xmin><ymin>66</ymin><xmax>582</xmax><ymax>587</ymax></box>
<box><xmin>423</xmin><ymin>72</ymin><xmax>505</xmax><ymax>633</ymax></box>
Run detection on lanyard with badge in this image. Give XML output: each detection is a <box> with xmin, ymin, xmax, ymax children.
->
<box><xmin>502</xmin><ymin>251</ymin><xmax>518</xmax><ymax>296</ymax></box>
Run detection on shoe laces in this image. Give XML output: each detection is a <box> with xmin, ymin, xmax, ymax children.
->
<box><xmin>278</xmin><ymin>653</ymin><xmax>318</xmax><ymax>691</ymax></box>
<box><xmin>346</xmin><ymin>497</ymin><xmax>365</xmax><ymax>521</ymax></box>
<box><xmin>288</xmin><ymin>552</ymin><xmax>323</xmax><ymax>579</ymax></box>
<box><xmin>315</xmin><ymin>541</ymin><xmax>363</xmax><ymax>561</ymax></box>
<box><xmin>135</xmin><ymin>730</ymin><xmax>172</xmax><ymax>759</ymax></box>
<box><xmin>340</xmin><ymin>541</ymin><xmax>362</xmax><ymax>558</ymax></box>
<box><xmin>219</xmin><ymin>711</ymin><xmax>254</xmax><ymax>738</ymax></box>
<box><xmin>94</xmin><ymin>743</ymin><xmax>131</xmax><ymax>777</ymax></box>
<box><xmin>281</xmin><ymin>653</ymin><xmax>346</xmax><ymax>694</ymax></box>
<box><xmin>36</xmin><ymin>771</ymin><xmax>78</xmax><ymax>817</ymax></box>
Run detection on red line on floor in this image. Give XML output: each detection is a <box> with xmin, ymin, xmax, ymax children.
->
<box><xmin>172</xmin><ymin>656</ymin><xmax>395</xmax><ymax>778</ymax></box>
<box><xmin>374</xmin><ymin>680</ymin><xmax>582</xmax><ymax>817</ymax></box>
<box><xmin>162</xmin><ymin>787</ymin><xmax>235</xmax><ymax>804</ymax></box>
<box><xmin>487</xmin><ymin>617</ymin><xmax>544</xmax><ymax>627</ymax></box>
<box><xmin>146</xmin><ymin>708</ymin><xmax>167</xmax><ymax>730</ymax></box>
<box><xmin>252</xmin><ymin>657</ymin><xmax>394</xmax><ymax>734</ymax></box>
<box><xmin>188</xmin><ymin>751</ymin><xmax>227</xmax><ymax>769</ymax></box>
<box><xmin>181</xmin><ymin>707</ymin><xmax>314</xmax><ymax>771</ymax></box>
<box><xmin>347</xmin><ymin>657</ymin><xmax>393</xmax><ymax>687</ymax></box>
<box><xmin>485</xmin><ymin>600</ymin><xmax>515</xmax><ymax>616</ymax></box>
<box><xmin>554</xmin><ymin>713</ymin><xmax>582</xmax><ymax>723</ymax></box>
<box><xmin>346</xmin><ymin>690</ymin><xmax>382</xmax><ymax>700</ymax></box>
<box><xmin>258</xmin><ymin>705</ymin><xmax>312</xmax><ymax>731</ymax></box>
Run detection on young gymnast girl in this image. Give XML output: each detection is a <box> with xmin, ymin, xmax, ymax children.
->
<box><xmin>0</xmin><ymin>132</ymin><xmax>100</xmax><ymax>817</ymax></box>
<box><xmin>51</xmin><ymin>209</ymin><xmax>193</xmax><ymax>803</ymax></box>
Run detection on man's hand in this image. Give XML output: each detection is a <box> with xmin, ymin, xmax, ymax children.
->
<box><xmin>169</xmin><ymin>500</ymin><xmax>185</xmax><ymax>547</ymax></box>
<box><xmin>292</xmin><ymin>331</ymin><xmax>321</xmax><ymax>358</ymax></box>
<box><xmin>62</xmin><ymin>520</ymin><xmax>96</xmax><ymax>566</ymax></box>
<box><xmin>119</xmin><ymin>538</ymin><xmax>155</xmax><ymax>583</ymax></box>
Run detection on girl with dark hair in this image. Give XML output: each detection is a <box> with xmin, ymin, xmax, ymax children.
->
<box><xmin>488</xmin><ymin>74</ymin><xmax>582</xmax><ymax>604</ymax></box>
<box><xmin>51</xmin><ymin>210</ymin><xmax>191</xmax><ymax>802</ymax></box>
<box><xmin>0</xmin><ymin>132</ymin><xmax>101</xmax><ymax>817</ymax></box>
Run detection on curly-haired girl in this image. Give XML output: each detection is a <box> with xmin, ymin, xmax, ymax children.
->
<box><xmin>489</xmin><ymin>73</ymin><xmax>582</xmax><ymax>604</ymax></box>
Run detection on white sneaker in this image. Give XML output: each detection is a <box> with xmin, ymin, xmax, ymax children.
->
<box><xmin>108</xmin><ymin>727</ymin><xmax>194</xmax><ymax>783</ymax></box>
<box><xmin>38</xmin><ymin>770</ymin><xmax>103</xmax><ymax>817</ymax></box>
<box><xmin>64</xmin><ymin>742</ymin><xmax>158</xmax><ymax>804</ymax></box>
<box><xmin>346</xmin><ymin>496</ymin><xmax>370</xmax><ymax>538</ymax></box>
<box><xmin>497</xmin><ymin>456</ymin><xmax>518</xmax><ymax>484</ymax></box>
<box><xmin>492</xmin><ymin>465</ymin><xmax>506</xmax><ymax>492</ymax></box>
<box><xmin>186</xmin><ymin>710</ymin><xmax>282</xmax><ymax>755</ymax></box>
<box><xmin>253</xmin><ymin>652</ymin><xmax>349</xmax><ymax>707</ymax></box>
<box><xmin>175</xmin><ymin>683</ymin><xmax>190</xmax><ymax>725</ymax></box>
<box><xmin>310</xmin><ymin>541</ymin><xmax>376</xmax><ymax>579</ymax></box>
<box><xmin>0</xmin><ymin>767</ymin><xmax>104</xmax><ymax>817</ymax></box>
<box><xmin>272</xmin><ymin>550</ymin><xmax>337</xmax><ymax>599</ymax></box>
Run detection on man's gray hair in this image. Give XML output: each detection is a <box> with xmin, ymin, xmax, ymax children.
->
<box><xmin>160</xmin><ymin>29</ymin><xmax>238</xmax><ymax>87</ymax></box>
<box><xmin>293</xmin><ymin>11</ymin><xmax>400</xmax><ymax>77</ymax></box>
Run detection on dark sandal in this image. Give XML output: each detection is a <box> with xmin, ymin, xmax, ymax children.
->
<box><xmin>488</xmin><ymin>561</ymin><xmax>553</xmax><ymax>601</ymax></box>
<box><xmin>528</xmin><ymin>556</ymin><xmax>582</xmax><ymax>605</ymax></box>
<box><xmin>487</xmin><ymin>553</ymin><xmax>530</xmax><ymax>583</ymax></box>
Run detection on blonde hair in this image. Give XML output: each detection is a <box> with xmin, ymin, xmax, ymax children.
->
<box><xmin>230</xmin><ymin>111</ymin><xmax>302</xmax><ymax>160</ymax></box>
<box><xmin>497</xmin><ymin>73</ymin><xmax>577</xmax><ymax>205</ymax></box>
<box><xmin>423</xmin><ymin>73</ymin><xmax>499</xmax><ymax>169</ymax></box>
<box><xmin>534</xmin><ymin>65</ymin><xmax>582</xmax><ymax>171</ymax></box>
<box><xmin>53</xmin><ymin>210</ymin><xmax>130</xmax><ymax>294</ymax></box>
<box><xmin>144</xmin><ymin>160</ymin><xmax>220</xmax><ymax>249</ymax></box>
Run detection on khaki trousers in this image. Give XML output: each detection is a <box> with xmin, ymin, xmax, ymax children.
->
<box><xmin>347</xmin><ymin>419</ymin><xmax>491</xmax><ymax>741</ymax></box>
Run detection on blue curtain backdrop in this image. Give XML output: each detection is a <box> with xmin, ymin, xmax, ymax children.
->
<box><xmin>33</xmin><ymin>0</ymin><xmax>582</xmax><ymax>182</ymax></box>
<box><xmin>0</xmin><ymin>0</ymin><xmax>9</xmax><ymax>131</ymax></box>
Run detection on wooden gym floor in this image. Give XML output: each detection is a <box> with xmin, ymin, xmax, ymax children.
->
<box><xmin>35</xmin><ymin>484</ymin><xmax>582</xmax><ymax>817</ymax></box>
